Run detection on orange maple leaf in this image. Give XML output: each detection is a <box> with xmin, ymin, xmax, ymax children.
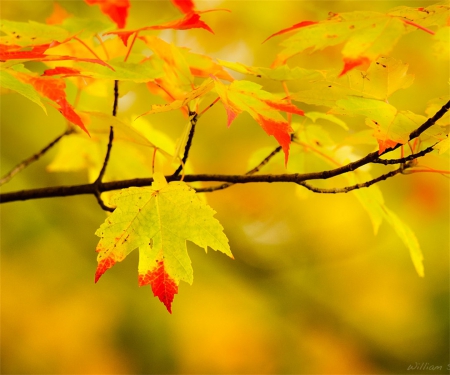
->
<box><xmin>13</xmin><ymin>71</ymin><xmax>88</xmax><ymax>134</ymax></box>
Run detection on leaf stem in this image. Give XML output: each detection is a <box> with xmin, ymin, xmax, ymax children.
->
<box><xmin>92</xmin><ymin>80</ymin><xmax>119</xmax><ymax>212</ymax></box>
<box><xmin>93</xmin><ymin>126</ymin><xmax>115</xmax><ymax>212</ymax></box>
<box><xmin>73</xmin><ymin>36</ymin><xmax>112</xmax><ymax>70</ymax></box>
<box><xmin>198</xmin><ymin>97</ymin><xmax>220</xmax><ymax>117</ymax></box>
<box><xmin>124</xmin><ymin>32</ymin><xmax>139</xmax><ymax>63</ymax></box>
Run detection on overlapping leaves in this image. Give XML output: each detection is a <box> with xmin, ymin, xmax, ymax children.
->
<box><xmin>265</xmin><ymin>4</ymin><xmax>449</xmax><ymax>74</ymax></box>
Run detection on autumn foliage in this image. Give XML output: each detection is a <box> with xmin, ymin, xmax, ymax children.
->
<box><xmin>1</xmin><ymin>0</ymin><xmax>449</xmax><ymax>313</ymax></box>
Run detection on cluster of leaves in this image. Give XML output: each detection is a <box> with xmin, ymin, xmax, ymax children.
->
<box><xmin>1</xmin><ymin>0</ymin><xmax>449</xmax><ymax>313</ymax></box>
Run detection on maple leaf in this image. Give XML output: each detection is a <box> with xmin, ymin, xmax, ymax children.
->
<box><xmin>184</xmin><ymin>52</ymin><xmax>233</xmax><ymax>82</ymax></box>
<box><xmin>265</xmin><ymin>6</ymin><xmax>446</xmax><ymax>74</ymax></box>
<box><xmin>0</xmin><ymin>20</ymin><xmax>70</xmax><ymax>47</ymax></box>
<box><xmin>84</xmin><ymin>0</ymin><xmax>130</xmax><ymax>29</ymax></box>
<box><xmin>139</xmin><ymin>78</ymin><xmax>214</xmax><ymax>118</ymax></box>
<box><xmin>11</xmin><ymin>69</ymin><xmax>88</xmax><ymax>133</ymax></box>
<box><xmin>330</xmin><ymin>96</ymin><xmax>433</xmax><ymax>154</ymax></box>
<box><xmin>140</xmin><ymin>36</ymin><xmax>230</xmax><ymax>114</ymax></box>
<box><xmin>105</xmin><ymin>12</ymin><xmax>217</xmax><ymax>47</ymax></box>
<box><xmin>74</xmin><ymin>60</ymin><xmax>164</xmax><ymax>82</ymax></box>
<box><xmin>0</xmin><ymin>42</ymin><xmax>112</xmax><ymax>70</ymax></box>
<box><xmin>94</xmin><ymin>173</ymin><xmax>232</xmax><ymax>313</ymax></box>
<box><xmin>291</xmin><ymin>57</ymin><xmax>414</xmax><ymax>107</ymax></box>
<box><xmin>388</xmin><ymin>4</ymin><xmax>450</xmax><ymax>29</ymax></box>
<box><xmin>214</xmin><ymin>78</ymin><xmax>304</xmax><ymax>164</ymax></box>
<box><xmin>0</xmin><ymin>67</ymin><xmax>47</xmax><ymax>113</ymax></box>
<box><xmin>104</xmin><ymin>1</ymin><xmax>232</xmax><ymax>46</ymax></box>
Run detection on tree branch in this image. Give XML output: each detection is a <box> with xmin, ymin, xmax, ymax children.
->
<box><xmin>1</xmin><ymin>100</ymin><xmax>449</xmax><ymax>205</ymax></box>
<box><xmin>298</xmin><ymin>166</ymin><xmax>406</xmax><ymax>194</ymax></box>
<box><xmin>372</xmin><ymin>144</ymin><xmax>436</xmax><ymax>165</ymax></box>
<box><xmin>93</xmin><ymin>126</ymin><xmax>115</xmax><ymax>212</ymax></box>
<box><xmin>196</xmin><ymin>145</ymin><xmax>283</xmax><ymax>193</ymax></box>
<box><xmin>91</xmin><ymin>79</ymin><xmax>119</xmax><ymax>212</ymax></box>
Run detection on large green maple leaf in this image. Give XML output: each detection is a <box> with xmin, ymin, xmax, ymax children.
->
<box><xmin>94</xmin><ymin>173</ymin><xmax>232</xmax><ymax>313</ymax></box>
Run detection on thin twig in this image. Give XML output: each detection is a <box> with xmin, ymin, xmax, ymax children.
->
<box><xmin>112</xmin><ymin>80</ymin><xmax>119</xmax><ymax>117</ymax></box>
<box><xmin>92</xmin><ymin>80</ymin><xmax>119</xmax><ymax>212</ymax></box>
<box><xmin>0</xmin><ymin>128</ymin><xmax>73</xmax><ymax>186</ymax></box>
<box><xmin>93</xmin><ymin>126</ymin><xmax>115</xmax><ymax>212</ymax></box>
<box><xmin>298</xmin><ymin>167</ymin><xmax>405</xmax><ymax>194</ymax></box>
<box><xmin>172</xmin><ymin>110</ymin><xmax>198</xmax><ymax>178</ymax></box>
<box><xmin>196</xmin><ymin>145</ymin><xmax>283</xmax><ymax>193</ymax></box>
<box><xmin>372</xmin><ymin>144</ymin><xmax>436</xmax><ymax>165</ymax></box>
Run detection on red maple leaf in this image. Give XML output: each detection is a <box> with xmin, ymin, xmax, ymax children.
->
<box><xmin>105</xmin><ymin>12</ymin><xmax>215</xmax><ymax>46</ymax></box>
<box><xmin>95</xmin><ymin>255</ymin><xmax>117</xmax><ymax>283</ymax></box>
<box><xmin>13</xmin><ymin>71</ymin><xmax>88</xmax><ymax>134</ymax></box>
<box><xmin>139</xmin><ymin>260</ymin><xmax>179</xmax><ymax>314</ymax></box>
<box><xmin>0</xmin><ymin>42</ymin><xmax>112</xmax><ymax>70</ymax></box>
<box><xmin>85</xmin><ymin>0</ymin><xmax>130</xmax><ymax>29</ymax></box>
<box><xmin>0</xmin><ymin>43</ymin><xmax>49</xmax><ymax>61</ymax></box>
<box><xmin>171</xmin><ymin>0</ymin><xmax>196</xmax><ymax>14</ymax></box>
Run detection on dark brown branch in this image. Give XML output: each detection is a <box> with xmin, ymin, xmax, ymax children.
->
<box><xmin>93</xmin><ymin>126</ymin><xmax>115</xmax><ymax>212</ymax></box>
<box><xmin>92</xmin><ymin>80</ymin><xmax>119</xmax><ymax>212</ymax></box>
<box><xmin>112</xmin><ymin>80</ymin><xmax>119</xmax><ymax>117</ymax></box>
<box><xmin>408</xmin><ymin>101</ymin><xmax>450</xmax><ymax>140</ymax></box>
<box><xmin>196</xmin><ymin>145</ymin><xmax>283</xmax><ymax>193</ymax></box>
<box><xmin>172</xmin><ymin>110</ymin><xmax>198</xmax><ymax>178</ymax></box>
<box><xmin>0</xmin><ymin>128</ymin><xmax>73</xmax><ymax>186</ymax></box>
<box><xmin>372</xmin><ymin>144</ymin><xmax>436</xmax><ymax>165</ymax></box>
<box><xmin>298</xmin><ymin>166</ymin><xmax>406</xmax><ymax>194</ymax></box>
<box><xmin>1</xmin><ymin>100</ymin><xmax>449</xmax><ymax>205</ymax></box>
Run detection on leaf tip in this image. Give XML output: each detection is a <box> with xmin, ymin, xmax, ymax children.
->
<box><xmin>95</xmin><ymin>256</ymin><xmax>116</xmax><ymax>283</ymax></box>
<box><xmin>148</xmin><ymin>261</ymin><xmax>179</xmax><ymax>313</ymax></box>
<box><xmin>339</xmin><ymin>57</ymin><xmax>370</xmax><ymax>77</ymax></box>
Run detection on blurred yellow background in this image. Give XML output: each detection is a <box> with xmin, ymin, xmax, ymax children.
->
<box><xmin>1</xmin><ymin>0</ymin><xmax>449</xmax><ymax>374</ymax></box>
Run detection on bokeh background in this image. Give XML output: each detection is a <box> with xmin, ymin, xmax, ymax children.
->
<box><xmin>1</xmin><ymin>0</ymin><xmax>449</xmax><ymax>374</ymax></box>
